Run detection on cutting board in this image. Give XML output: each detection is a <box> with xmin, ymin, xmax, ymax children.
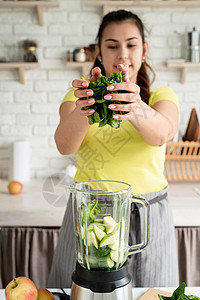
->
<box><xmin>138</xmin><ymin>288</ymin><xmax>172</xmax><ymax>300</ymax></box>
<box><xmin>183</xmin><ymin>108</ymin><xmax>200</xmax><ymax>141</ymax></box>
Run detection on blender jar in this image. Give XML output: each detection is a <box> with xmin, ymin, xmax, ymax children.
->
<box><xmin>70</xmin><ymin>180</ymin><xmax>149</xmax><ymax>271</ymax></box>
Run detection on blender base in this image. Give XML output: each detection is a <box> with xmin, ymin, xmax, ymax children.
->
<box><xmin>70</xmin><ymin>263</ymin><xmax>133</xmax><ymax>300</ymax></box>
<box><xmin>71</xmin><ymin>280</ymin><xmax>133</xmax><ymax>300</ymax></box>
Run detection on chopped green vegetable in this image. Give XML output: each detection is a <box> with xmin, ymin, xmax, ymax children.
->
<box><xmin>158</xmin><ymin>282</ymin><xmax>200</xmax><ymax>300</ymax></box>
<box><xmin>80</xmin><ymin>199</ymin><xmax>126</xmax><ymax>270</ymax></box>
<box><xmin>84</xmin><ymin>71</ymin><xmax>126</xmax><ymax>128</ymax></box>
<box><xmin>87</xmin><ymin>231</ymin><xmax>98</xmax><ymax>249</ymax></box>
<box><xmin>99</xmin><ymin>233</ymin><xmax>116</xmax><ymax>247</ymax></box>
<box><xmin>93</xmin><ymin>224</ymin><xmax>106</xmax><ymax>241</ymax></box>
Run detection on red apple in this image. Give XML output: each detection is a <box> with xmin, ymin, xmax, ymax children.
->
<box><xmin>8</xmin><ymin>181</ymin><xmax>23</xmax><ymax>195</ymax></box>
<box><xmin>5</xmin><ymin>276</ymin><xmax>38</xmax><ymax>300</ymax></box>
<box><xmin>37</xmin><ymin>288</ymin><xmax>54</xmax><ymax>300</ymax></box>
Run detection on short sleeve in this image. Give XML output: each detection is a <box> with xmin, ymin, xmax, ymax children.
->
<box><xmin>149</xmin><ymin>86</ymin><xmax>179</xmax><ymax>114</ymax></box>
<box><xmin>61</xmin><ymin>88</ymin><xmax>77</xmax><ymax>104</ymax></box>
<box><xmin>59</xmin><ymin>88</ymin><xmax>78</xmax><ymax>114</ymax></box>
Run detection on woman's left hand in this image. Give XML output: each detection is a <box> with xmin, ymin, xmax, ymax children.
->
<box><xmin>104</xmin><ymin>64</ymin><xmax>142</xmax><ymax>121</ymax></box>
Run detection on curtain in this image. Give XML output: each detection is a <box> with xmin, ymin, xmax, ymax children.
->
<box><xmin>1</xmin><ymin>226</ymin><xmax>200</xmax><ymax>289</ymax></box>
<box><xmin>0</xmin><ymin>227</ymin><xmax>60</xmax><ymax>289</ymax></box>
<box><xmin>176</xmin><ymin>226</ymin><xmax>200</xmax><ymax>286</ymax></box>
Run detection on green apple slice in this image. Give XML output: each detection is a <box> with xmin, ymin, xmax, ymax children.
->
<box><xmin>103</xmin><ymin>216</ymin><xmax>117</xmax><ymax>234</ymax></box>
<box><xmin>112</xmin><ymin>222</ymin><xmax>120</xmax><ymax>239</ymax></box>
<box><xmin>87</xmin><ymin>231</ymin><xmax>98</xmax><ymax>249</ymax></box>
<box><xmin>87</xmin><ymin>224</ymin><xmax>94</xmax><ymax>232</ymax></box>
<box><xmin>110</xmin><ymin>249</ymin><xmax>124</xmax><ymax>263</ymax></box>
<box><xmin>94</xmin><ymin>222</ymin><xmax>106</xmax><ymax>232</ymax></box>
<box><xmin>93</xmin><ymin>224</ymin><xmax>106</xmax><ymax>241</ymax></box>
<box><xmin>109</xmin><ymin>240</ymin><xmax>119</xmax><ymax>250</ymax></box>
<box><xmin>81</xmin><ymin>226</ymin><xmax>85</xmax><ymax>239</ymax></box>
<box><xmin>99</xmin><ymin>233</ymin><xmax>116</xmax><ymax>247</ymax></box>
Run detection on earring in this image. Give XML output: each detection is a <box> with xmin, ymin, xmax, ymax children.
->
<box><xmin>142</xmin><ymin>57</ymin><xmax>145</xmax><ymax>63</ymax></box>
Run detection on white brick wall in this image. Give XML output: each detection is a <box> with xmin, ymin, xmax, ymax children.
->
<box><xmin>0</xmin><ymin>1</ymin><xmax>200</xmax><ymax>180</ymax></box>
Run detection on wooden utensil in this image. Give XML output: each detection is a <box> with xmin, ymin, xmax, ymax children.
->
<box><xmin>138</xmin><ymin>288</ymin><xmax>172</xmax><ymax>300</ymax></box>
<box><xmin>183</xmin><ymin>108</ymin><xmax>200</xmax><ymax>141</ymax></box>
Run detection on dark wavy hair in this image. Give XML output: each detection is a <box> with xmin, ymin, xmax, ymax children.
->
<box><xmin>91</xmin><ymin>9</ymin><xmax>155</xmax><ymax>104</ymax></box>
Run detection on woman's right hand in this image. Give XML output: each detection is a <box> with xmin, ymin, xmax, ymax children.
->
<box><xmin>72</xmin><ymin>67</ymin><xmax>102</xmax><ymax>117</ymax></box>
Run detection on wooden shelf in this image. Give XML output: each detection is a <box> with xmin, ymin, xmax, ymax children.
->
<box><xmin>88</xmin><ymin>1</ymin><xmax>200</xmax><ymax>8</ymax></box>
<box><xmin>0</xmin><ymin>1</ymin><xmax>60</xmax><ymax>26</ymax></box>
<box><xmin>165</xmin><ymin>60</ymin><xmax>200</xmax><ymax>84</ymax></box>
<box><xmin>0</xmin><ymin>62</ymin><xmax>41</xmax><ymax>84</ymax></box>
<box><xmin>88</xmin><ymin>1</ymin><xmax>200</xmax><ymax>13</ymax></box>
<box><xmin>66</xmin><ymin>61</ymin><xmax>94</xmax><ymax>77</ymax></box>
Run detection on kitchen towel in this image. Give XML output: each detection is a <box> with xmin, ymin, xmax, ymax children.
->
<box><xmin>9</xmin><ymin>140</ymin><xmax>30</xmax><ymax>182</ymax></box>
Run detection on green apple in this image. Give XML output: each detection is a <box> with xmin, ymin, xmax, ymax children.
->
<box><xmin>5</xmin><ymin>276</ymin><xmax>38</xmax><ymax>300</ymax></box>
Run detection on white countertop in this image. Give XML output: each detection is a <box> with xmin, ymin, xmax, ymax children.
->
<box><xmin>0</xmin><ymin>287</ymin><xmax>200</xmax><ymax>299</ymax></box>
<box><xmin>0</xmin><ymin>179</ymin><xmax>68</xmax><ymax>227</ymax></box>
<box><xmin>0</xmin><ymin>179</ymin><xmax>200</xmax><ymax>227</ymax></box>
<box><xmin>168</xmin><ymin>182</ymin><xmax>200</xmax><ymax>226</ymax></box>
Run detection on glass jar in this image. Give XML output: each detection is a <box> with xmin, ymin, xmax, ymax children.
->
<box><xmin>23</xmin><ymin>46</ymin><xmax>38</xmax><ymax>62</ymax></box>
<box><xmin>74</xmin><ymin>48</ymin><xmax>86</xmax><ymax>62</ymax></box>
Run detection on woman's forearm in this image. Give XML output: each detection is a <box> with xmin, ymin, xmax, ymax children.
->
<box><xmin>129</xmin><ymin>100</ymin><xmax>178</xmax><ymax>147</ymax></box>
<box><xmin>55</xmin><ymin>105</ymin><xmax>89</xmax><ymax>155</ymax></box>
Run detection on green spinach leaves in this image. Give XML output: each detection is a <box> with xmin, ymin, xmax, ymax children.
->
<box><xmin>81</xmin><ymin>199</ymin><xmax>102</xmax><ymax>226</ymax></box>
<box><xmin>158</xmin><ymin>283</ymin><xmax>200</xmax><ymax>300</ymax></box>
<box><xmin>84</xmin><ymin>71</ymin><xmax>125</xmax><ymax>129</ymax></box>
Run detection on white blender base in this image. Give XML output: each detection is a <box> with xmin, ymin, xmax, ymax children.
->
<box><xmin>71</xmin><ymin>280</ymin><xmax>133</xmax><ymax>300</ymax></box>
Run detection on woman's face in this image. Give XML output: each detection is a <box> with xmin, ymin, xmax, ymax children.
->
<box><xmin>99</xmin><ymin>20</ymin><xmax>148</xmax><ymax>82</ymax></box>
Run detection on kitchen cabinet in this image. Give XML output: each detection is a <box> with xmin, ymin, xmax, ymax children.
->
<box><xmin>0</xmin><ymin>62</ymin><xmax>41</xmax><ymax>84</ymax></box>
<box><xmin>0</xmin><ymin>1</ymin><xmax>60</xmax><ymax>26</ymax></box>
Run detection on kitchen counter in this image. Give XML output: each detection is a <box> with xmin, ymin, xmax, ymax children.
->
<box><xmin>0</xmin><ymin>178</ymin><xmax>67</xmax><ymax>227</ymax></box>
<box><xmin>0</xmin><ymin>179</ymin><xmax>200</xmax><ymax>227</ymax></box>
<box><xmin>0</xmin><ymin>179</ymin><xmax>200</xmax><ymax>289</ymax></box>
<box><xmin>0</xmin><ymin>287</ymin><xmax>200</xmax><ymax>299</ymax></box>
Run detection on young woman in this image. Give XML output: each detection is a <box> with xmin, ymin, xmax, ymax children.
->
<box><xmin>48</xmin><ymin>10</ymin><xmax>179</xmax><ymax>288</ymax></box>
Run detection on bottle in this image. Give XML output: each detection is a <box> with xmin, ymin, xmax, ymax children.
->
<box><xmin>74</xmin><ymin>48</ymin><xmax>86</xmax><ymax>62</ymax></box>
<box><xmin>66</xmin><ymin>50</ymin><xmax>73</xmax><ymax>62</ymax></box>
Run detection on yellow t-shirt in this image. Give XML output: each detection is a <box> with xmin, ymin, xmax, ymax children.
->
<box><xmin>61</xmin><ymin>87</ymin><xmax>179</xmax><ymax>195</ymax></box>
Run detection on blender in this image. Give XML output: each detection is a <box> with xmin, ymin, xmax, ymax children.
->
<box><xmin>69</xmin><ymin>180</ymin><xmax>150</xmax><ymax>300</ymax></box>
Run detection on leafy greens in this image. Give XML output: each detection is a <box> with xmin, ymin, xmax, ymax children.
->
<box><xmin>84</xmin><ymin>71</ymin><xmax>126</xmax><ymax>129</ymax></box>
<box><xmin>158</xmin><ymin>283</ymin><xmax>200</xmax><ymax>300</ymax></box>
<box><xmin>81</xmin><ymin>199</ymin><xmax>102</xmax><ymax>226</ymax></box>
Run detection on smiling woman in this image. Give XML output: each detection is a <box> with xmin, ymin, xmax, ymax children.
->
<box><xmin>93</xmin><ymin>10</ymin><xmax>154</xmax><ymax>103</ymax></box>
<box><xmin>49</xmin><ymin>9</ymin><xmax>180</xmax><ymax>288</ymax></box>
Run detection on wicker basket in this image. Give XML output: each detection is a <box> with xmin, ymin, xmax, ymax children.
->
<box><xmin>165</xmin><ymin>141</ymin><xmax>200</xmax><ymax>181</ymax></box>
